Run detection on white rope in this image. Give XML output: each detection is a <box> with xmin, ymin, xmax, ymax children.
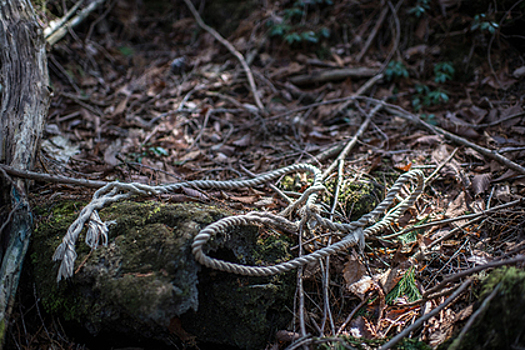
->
<box><xmin>52</xmin><ymin>163</ymin><xmax>425</xmax><ymax>281</ymax></box>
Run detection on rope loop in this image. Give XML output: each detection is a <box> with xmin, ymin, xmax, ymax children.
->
<box><xmin>53</xmin><ymin>163</ymin><xmax>425</xmax><ymax>281</ymax></box>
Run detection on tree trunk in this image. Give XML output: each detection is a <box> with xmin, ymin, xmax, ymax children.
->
<box><xmin>0</xmin><ymin>0</ymin><xmax>49</xmax><ymax>346</ymax></box>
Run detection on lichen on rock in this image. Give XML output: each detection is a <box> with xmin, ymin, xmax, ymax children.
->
<box><xmin>31</xmin><ymin>200</ymin><xmax>295</xmax><ymax>349</ymax></box>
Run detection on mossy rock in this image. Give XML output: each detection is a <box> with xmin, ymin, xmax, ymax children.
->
<box><xmin>444</xmin><ymin>266</ymin><xmax>525</xmax><ymax>350</ymax></box>
<box><xmin>31</xmin><ymin>200</ymin><xmax>295</xmax><ymax>349</ymax></box>
<box><xmin>324</xmin><ymin>178</ymin><xmax>383</xmax><ymax>221</ymax></box>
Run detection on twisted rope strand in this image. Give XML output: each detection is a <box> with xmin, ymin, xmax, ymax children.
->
<box><xmin>190</xmin><ymin>170</ymin><xmax>424</xmax><ymax>275</ymax></box>
<box><xmin>52</xmin><ymin>163</ymin><xmax>425</xmax><ymax>281</ymax></box>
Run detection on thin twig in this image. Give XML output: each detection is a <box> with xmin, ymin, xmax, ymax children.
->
<box><xmin>380</xmin><ymin>279</ymin><xmax>471</xmax><ymax>350</ymax></box>
<box><xmin>356</xmin><ymin>4</ymin><xmax>390</xmax><ymax>62</ymax></box>
<box><xmin>189</xmin><ymin>108</ymin><xmax>213</xmax><ymax>150</ymax></box>
<box><xmin>335</xmin><ymin>73</ymin><xmax>385</xmax><ymax>114</ymax></box>
<box><xmin>44</xmin><ymin>0</ymin><xmax>85</xmax><ymax>39</ymax></box>
<box><xmin>336</xmin><ymin>298</ymin><xmax>368</xmax><ymax>335</ymax></box>
<box><xmin>364</xmin><ymin>99</ymin><xmax>525</xmax><ymax>176</ymax></box>
<box><xmin>182</xmin><ymin>0</ymin><xmax>265</xmax><ymax>113</ymax></box>
<box><xmin>423</xmin><ymin>255</ymin><xmax>525</xmax><ymax>297</ymax></box>
<box><xmin>320</xmin><ymin>160</ymin><xmax>344</xmax><ymax>335</ymax></box>
<box><xmin>298</xmin><ymin>223</ymin><xmax>308</xmax><ymax>340</ymax></box>
<box><xmin>0</xmin><ymin>202</ymin><xmax>21</xmax><ymax>240</ymax></box>
<box><xmin>448</xmin><ymin>282</ymin><xmax>501</xmax><ymax>350</ymax></box>
<box><xmin>380</xmin><ymin>0</ymin><xmax>403</xmax><ymax>70</ymax></box>
<box><xmin>379</xmin><ymin>197</ymin><xmax>524</xmax><ymax>240</ymax></box>
<box><xmin>46</xmin><ymin>0</ymin><xmax>107</xmax><ymax>46</ymax></box>
<box><xmin>426</xmin><ymin>147</ymin><xmax>459</xmax><ymax>184</ymax></box>
<box><xmin>322</xmin><ymin>101</ymin><xmax>384</xmax><ymax>180</ymax></box>
<box><xmin>0</xmin><ymin>164</ymin><xmax>107</xmax><ymax>188</ymax></box>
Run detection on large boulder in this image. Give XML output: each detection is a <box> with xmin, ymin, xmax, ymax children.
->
<box><xmin>31</xmin><ymin>201</ymin><xmax>295</xmax><ymax>349</ymax></box>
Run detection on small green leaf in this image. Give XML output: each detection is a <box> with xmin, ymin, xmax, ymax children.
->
<box><xmin>149</xmin><ymin>146</ymin><xmax>168</xmax><ymax>156</ymax></box>
<box><xmin>301</xmin><ymin>31</ymin><xmax>318</xmax><ymax>43</ymax></box>
<box><xmin>284</xmin><ymin>32</ymin><xmax>302</xmax><ymax>44</ymax></box>
<box><xmin>319</xmin><ymin>27</ymin><xmax>331</xmax><ymax>38</ymax></box>
<box><xmin>118</xmin><ymin>46</ymin><xmax>134</xmax><ymax>57</ymax></box>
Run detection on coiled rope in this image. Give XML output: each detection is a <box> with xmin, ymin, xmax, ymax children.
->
<box><xmin>52</xmin><ymin>163</ymin><xmax>424</xmax><ymax>281</ymax></box>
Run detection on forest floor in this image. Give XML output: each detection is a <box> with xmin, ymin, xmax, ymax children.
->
<box><xmin>7</xmin><ymin>0</ymin><xmax>525</xmax><ymax>349</ymax></box>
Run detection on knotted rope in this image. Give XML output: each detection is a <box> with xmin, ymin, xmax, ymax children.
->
<box><xmin>52</xmin><ymin>163</ymin><xmax>424</xmax><ymax>281</ymax></box>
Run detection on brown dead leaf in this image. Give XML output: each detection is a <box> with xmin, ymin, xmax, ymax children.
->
<box><xmin>348</xmin><ymin>276</ymin><xmax>374</xmax><ymax>300</ymax></box>
<box><xmin>471</xmin><ymin>173</ymin><xmax>491</xmax><ymax>197</ymax></box>
<box><xmin>404</xmin><ymin>44</ymin><xmax>428</xmax><ymax>60</ymax></box>
<box><xmin>179</xmin><ymin>150</ymin><xmax>201</xmax><ymax>163</ymax></box>
<box><xmin>445</xmin><ymin>191</ymin><xmax>469</xmax><ymax>225</ymax></box>
<box><xmin>410</xmin><ymin>134</ymin><xmax>443</xmax><ymax>146</ymax></box>
<box><xmin>269</xmin><ymin>62</ymin><xmax>304</xmax><ymax>79</ymax></box>
<box><xmin>425</xmin><ymin>308</ymin><xmax>456</xmax><ymax>347</ymax></box>
<box><xmin>376</xmin><ymin>267</ymin><xmax>402</xmax><ymax>294</ymax></box>
<box><xmin>349</xmin><ymin>316</ymin><xmax>376</xmax><ymax>339</ymax></box>
<box><xmin>492</xmin><ymin>169</ymin><xmax>517</xmax><ymax>182</ymax></box>
<box><xmin>464</xmin><ymin>148</ymin><xmax>484</xmax><ymax>162</ymax></box>
<box><xmin>103</xmin><ymin>139</ymin><xmax>122</xmax><ymax>167</ymax></box>
<box><xmin>432</xmin><ymin>144</ymin><xmax>459</xmax><ymax>178</ymax></box>
<box><xmin>441</xmin><ymin>111</ymin><xmax>480</xmax><ymax>139</ymax></box>
<box><xmin>182</xmin><ymin>187</ymin><xmax>209</xmax><ymax>200</ymax></box>
<box><xmin>512</xmin><ymin>66</ymin><xmax>525</xmax><ymax>79</ymax></box>
<box><xmin>467</xmin><ymin>251</ymin><xmax>490</xmax><ymax>265</ymax></box>
<box><xmin>482</xmin><ymin>71</ymin><xmax>517</xmax><ymax>90</ymax></box>
<box><xmin>229</xmin><ymin>195</ymin><xmax>259</xmax><ymax>204</ymax></box>
<box><xmin>232</xmin><ymin>134</ymin><xmax>251</xmax><ymax>147</ymax></box>
<box><xmin>343</xmin><ymin>255</ymin><xmax>367</xmax><ymax>287</ymax></box>
<box><xmin>500</xmin><ymin>104</ymin><xmax>524</xmax><ymax>127</ymax></box>
<box><xmin>112</xmin><ymin>96</ymin><xmax>129</xmax><ymax>117</ymax></box>
<box><xmin>455</xmin><ymin>304</ymin><xmax>473</xmax><ymax>322</ymax></box>
<box><xmin>458</xmin><ymin>105</ymin><xmax>487</xmax><ymax>124</ymax></box>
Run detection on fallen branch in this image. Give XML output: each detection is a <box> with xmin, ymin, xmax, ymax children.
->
<box><xmin>46</xmin><ymin>0</ymin><xmax>107</xmax><ymax>46</ymax></box>
<box><xmin>289</xmin><ymin>67</ymin><xmax>378</xmax><ymax>86</ymax></box>
<box><xmin>182</xmin><ymin>0</ymin><xmax>265</xmax><ymax>113</ymax></box>
<box><xmin>0</xmin><ymin>164</ymin><xmax>107</xmax><ymax>188</ymax></box>
<box><xmin>44</xmin><ymin>0</ymin><xmax>85</xmax><ymax>39</ymax></box>
<box><xmin>379</xmin><ymin>197</ymin><xmax>524</xmax><ymax>240</ymax></box>
<box><xmin>356</xmin><ymin>4</ymin><xmax>389</xmax><ymax>62</ymax></box>
<box><xmin>360</xmin><ymin>98</ymin><xmax>525</xmax><ymax>177</ymax></box>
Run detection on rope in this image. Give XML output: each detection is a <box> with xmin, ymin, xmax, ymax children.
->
<box><xmin>52</xmin><ymin>163</ymin><xmax>425</xmax><ymax>281</ymax></box>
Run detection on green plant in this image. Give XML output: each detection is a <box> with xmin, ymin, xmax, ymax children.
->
<box><xmin>386</xmin><ymin>267</ymin><xmax>421</xmax><ymax>304</ymax></box>
<box><xmin>426</xmin><ymin>89</ymin><xmax>449</xmax><ymax>105</ymax></box>
<box><xmin>471</xmin><ymin>13</ymin><xmax>499</xmax><ymax>34</ymax></box>
<box><xmin>434</xmin><ymin>62</ymin><xmax>455</xmax><ymax>83</ymax></box>
<box><xmin>412</xmin><ymin>85</ymin><xmax>449</xmax><ymax>111</ymax></box>
<box><xmin>266</xmin><ymin>1</ymin><xmax>332</xmax><ymax>46</ymax></box>
<box><xmin>131</xmin><ymin>145</ymin><xmax>168</xmax><ymax>162</ymax></box>
<box><xmin>408</xmin><ymin>0</ymin><xmax>430</xmax><ymax>18</ymax></box>
<box><xmin>411</xmin><ymin>60</ymin><xmax>453</xmax><ymax>111</ymax></box>
<box><xmin>385</xmin><ymin>60</ymin><xmax>409</xmax><ymax>82</ymax></box>
<box><xmin>420</xmin><ymin>113</ymin><xmax>437</xmax><ymax>125</ymax></box>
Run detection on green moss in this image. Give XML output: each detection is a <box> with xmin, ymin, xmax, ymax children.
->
<box><xmin>444</xmin><ymin>267</ymin><xmax>525</xmax><ymax>350</ymax></box>
<box><xmin>0</xmin><ymin>318</ymin><xmax>5</xmax><ymax>343</ymax></box>
<box><xmin>324</xmin><ymin>178</ymin><xmax>383</xmax><ymax>221</ymax></box>
<box><xmin>253</xmin><ymin>234</ymin><xmax>293</xmax><ymax>265</ymax></box>
<box><xmin>30</xmin><ymin>200</ymin><xmax>296</xmax><ymax>349</ymax></box>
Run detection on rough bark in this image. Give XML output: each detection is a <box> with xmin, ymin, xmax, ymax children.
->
<box><xmin>0</xmin><ymin>0</ymin><xmax>49</xmax><ymax>345</ymax></box>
